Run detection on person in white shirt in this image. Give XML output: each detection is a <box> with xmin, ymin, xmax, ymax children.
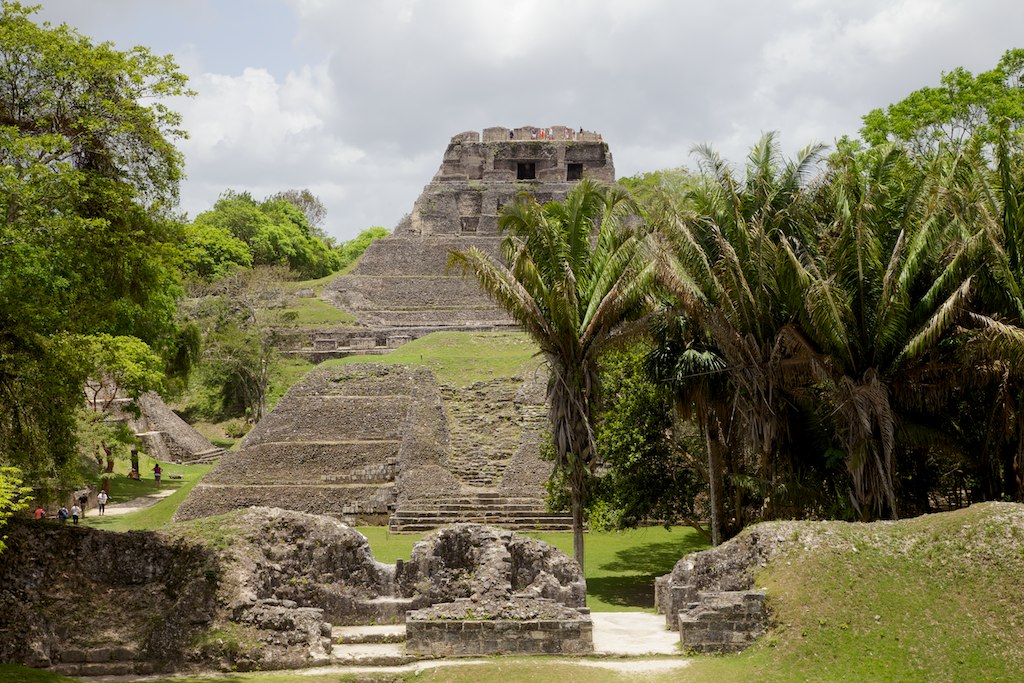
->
<box><xmin>70</xmin><ymin>504</ymin><xmax>81</xmax><ymax>525</ymax></box>
<box><xmin>97</xmin><ymin>491</ymin><xmax>108</xmax><ymax>515</ymax></box>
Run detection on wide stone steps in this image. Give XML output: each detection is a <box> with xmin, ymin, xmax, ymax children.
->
<box><xmin>333</xmin><ymin>624</ymin><xmax>407</xmax><ymax>644</ymax></box>
<box><xmin>48</xmin><ymin>646</ymin><xmax>157</xmax><ymax>677</ymax></box>
<box><xmin>330</xmin><ymin>624</ymin><xmax>415</xmax><ymax>666</ymax></box>
<box><xmin>389</xmin><ymin>495</ymin><xmax>573</xmax><ymax>533</ymax></box>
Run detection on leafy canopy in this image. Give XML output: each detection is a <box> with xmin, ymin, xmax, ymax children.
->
<box><xmin>0</xmin><ymin>2</ymin><xmax>191</xmax><ymax>503</ymax></box>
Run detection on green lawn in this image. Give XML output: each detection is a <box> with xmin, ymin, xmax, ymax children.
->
<box><xmin>263</xmin><ymin>296</ymin><xmax>356</xmax><ymax>327</ymax></box>
<box><xmin>0</xmin><ymin>665</ymin><xmax>79</xmax><ymax>683</ymax></box>
<box><xmin>328</xmin><ymin>330</ymin><xmax>540</xmax><ymax>386</ymax></box>
<box><xmin>81</xmin><ymin>459</ymin><xmax>212</xmax><ymax>532</ymax></box>
<box><xmin>357</xmin><ymin>525</ymin><xmax>706</xmax><ymax>612</ymax></box>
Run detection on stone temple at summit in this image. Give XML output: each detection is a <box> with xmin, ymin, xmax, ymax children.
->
<box><xmin>326</xmin><ymin>125</ymin><xmax>615</xmax><ymax>332</ymax></box>
<box><xmin>177</xmin><ymin>126</ymin><xmax>614</xmax><ymax>532</ymax></box>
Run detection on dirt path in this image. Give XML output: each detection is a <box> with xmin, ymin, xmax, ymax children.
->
<box><xmin>101</xmin><ymin>488</ymin><xmax>177</xmax><ymax>516</ymax></box>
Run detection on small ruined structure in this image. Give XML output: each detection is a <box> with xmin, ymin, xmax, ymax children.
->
<box><xmin>399</xmin><ymin>523</ymin><xmax>592</xmax><ymax>656</ymax></box>
<box><xmin>319</xmin><ymin>126</ymin><xmax>614</xmax><ymax>350</ymax></box>
<box><xmin>92</xmin><ymin>390</ymin><xmax>223</xmax><ymax>464</ymax></box>
<box><xmin>656</xmin><ymin>528</ymin><xmax>776</xmax><ymax>653</ymax></box>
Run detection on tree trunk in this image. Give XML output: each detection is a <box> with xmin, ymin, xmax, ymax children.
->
<box><xmin>704</xmin><ymin>425</ymin><xmax>723</xmax><ymax>546</ymax></box>
<box><xmin>570</xmin><ymin>473</ymin><xmax>585</xmax><ymax>568</ymax></box>
<box><xmin>103</xmin><ymin>443</ymin><xmax>115</xmax><ymax>473</ymax></box>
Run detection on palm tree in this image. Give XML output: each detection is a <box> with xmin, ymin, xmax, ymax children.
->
<box><xmin>789</xmin><ymin>143</ymin><xmax>986</xmax><ymax>519</ymax></box>
<box><xmin>652</xmin><ymin>133</ymin><xmax>825</xmax><ymax>541</ymax></box>
<box><xmin>449</xmin><ymin>178</ymin><xmax>657</xmax><ymax>566</ymax></box>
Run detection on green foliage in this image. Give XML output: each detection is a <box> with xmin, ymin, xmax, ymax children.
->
<box><xmin>179</xmin><ymin>268</ymin><xmax>288</xmax><ymax>422</ymax></box>
<box><xmin>0</xmin><ymin>466</ymin><xmax>29</xmax><ymax>554</ymax></box>
<box><xmin>861</xmin><ymin>48</ymin><xmax>1024</xmax><ymax>159</ymax></box>
<box><xmin>336</xmin><ymin>225</ymin><xmax>390</xmax><ymax>270</ymax></box>
<box><xmin>0</xmin><ymin>2</ymin><xmax>190</xmax><ymax>495</ymax></box>
<box><xmin>79</xmin><ymin>333</ymin><xmax>166</xmax><ymax>409</ymax></box>
<box><xmin>644</xmin><ymin>126</ymin><xmax>1024</xmax><ymax>531</ymax></box>
<box><xmin>450</xmin><ymin>178</ymin><xmax>659</xmax><ymax>565</ymax></box>
<box><xmin>186</xmin><ymin>191</ymin><xmax>340</xmax><ymax>280</ymax></box>
<box><xmin>181</xmin><ymin>221</ymin><xmax>252</xmax><ymax>280</ymax></box>
<box><xmin>268</xmin><ymin>188</ymin><xmax>329</xmax><ymax>237</ymax></box>
<box><xmin>76</xmin><ymin>407</ymin><xmax>140</xmax><ymax>474</ymax></box>
<box><xmin>591</xmin><ymin>346</ymin><xmax>704</xmax><ymax>531</ymax></box>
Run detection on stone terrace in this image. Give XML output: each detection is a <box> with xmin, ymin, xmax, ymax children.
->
<box><xmin>177</xmin><ymin>362</ymin><xmax>571</xmax><ymax>532</ymax></box>
<box><xmin>175</xmin><ymin>364</ymin><xmax>426</xmax><ymax>525</ymax></box>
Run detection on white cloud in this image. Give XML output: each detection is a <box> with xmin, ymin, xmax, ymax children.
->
<box><xmin>31</xmin><ymin>0</ymin><xmax>1024</xmax><ymax>239</ymax></box>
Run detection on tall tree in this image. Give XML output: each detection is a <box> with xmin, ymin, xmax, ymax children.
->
<box><xmin>653</xmin><ymin>133</ymin><xmax>825</xmax><ymax>541</ymax></box>
<box><xmin>0</xmin><ymin>2</ymin><xmax>190</xmax><ymax>498</ymax></box>
<box><xmin>269</xmin><ymin>189</ymin><xmax>329</xmax><ymax>237</ymax></box>
<box><xmin>450</xmin><ymin>179</ymin><xmax>657</xmax><ymax>566</ymax></box>
<box><xmin>788</xmin><ymin>143</ymin><xmax>987</xmax><ymax>518</ymax></box>
<box><xmin>861</xmin><ymin>48</ymin><xmax>1024</xmax><ymax>160</ymax></box>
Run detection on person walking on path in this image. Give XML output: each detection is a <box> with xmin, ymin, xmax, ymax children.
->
<box><xmin>34</xmin><ymin>507</ymin><xmax>46</xmax><ymax>520</ymax></box>
<box><xmin>70</xmin><ymin>503</ymin><xmax>81</xmax><ymax>525</ymax></box>
<box><xmin>78</xmin><ymin>493</ymin><xmax>88</xmax><ymax>517</ymax></box>
<box><xmin>153</xmin><ymin>463</ymin><xmax>162</xmax><ymax>484</ymax></box>
<box><xmin>97</xmin><ymin>491</ymin><xmax>108</xmax><ymax>515</ymax></box>
<box><xmin>58</xmin><ymin>506</ymin><xmax>68</xmax><ymax>523</ymax></box>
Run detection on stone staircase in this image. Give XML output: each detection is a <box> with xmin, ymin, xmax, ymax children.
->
<box><xmin>187</xmin><ymin>446</ymin><xmax>226</xmax><ymax>465</ymax></box>
<box><xmin>176</xmin><ymin>365</ymin><xmax>425</xmax><ymax>524</ymax></box>
<box><xmin>330</xmin><ymin>624</ymin><xmax>416</xmax><ymax>666</ymax></box>
<box><xmin>441</xmin><ymin>378</ymin><xmax>541</xmax><ymax>487</ymax></box>
<box><xmin>389</xmin><ymin>492</ymin><xmax>573</xmax><ymax>533</ymax></box>
<box><xmin>49</xmin><ymin>646</ymin><xmax>157</xmax><ymax>677</ymax></box>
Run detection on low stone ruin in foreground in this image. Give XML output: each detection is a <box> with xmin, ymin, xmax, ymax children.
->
<box><xmin>398</xmin><ymin>524</ymin><xmax>592</xmax><ymax>656</ymax></box>
<box><xmin>0</xmin><ymin>510</ymin><xmax>590</xmax><ymax>675</ymax></box>
<box><xmin>656</xmin><ymin>526</ymin><xmax>783</xmax><ymax>653</ymax></box>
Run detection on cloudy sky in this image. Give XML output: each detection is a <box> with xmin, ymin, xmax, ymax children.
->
<box><xmin>34</xmin><ymin>0</ymin><xmax>1024</xmax><ymax>240</ymax></box>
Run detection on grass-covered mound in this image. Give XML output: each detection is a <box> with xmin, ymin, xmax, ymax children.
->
<box><xmin>685</xmin><ymin>502</ymin><xmax>1024</xmax><ymax>682</ymax></box>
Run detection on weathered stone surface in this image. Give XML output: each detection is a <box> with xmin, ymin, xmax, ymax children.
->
<box><xmin>655</xmin><ymin>523</ymin><xmax>794</xmax><ymax>653</ymax></box>
<box><xmin>101</xmin><ymin>392</ymin><xmax>219</xmax><ymax>463</ymax></box>
<box><xmin>4</xmin><ymin>508</ymin><xmax>600</xmax><ymax>675</ymax></box>
<box><xmin>178</xmin><ymin>357</ymin><xmax>564</xmax><ymax>531</ymax></box>
<box><xmin>677</xmin><ymin>591</ymin><xmax>767</xmax><ymax>654</ymax></box>
<box><xmin>396</xmin><ymin>523</ymin><xmax>585</xmax><ymax>608</ymax></box>
<box><xmin>406</xmin><ymin>596</ymin><xmax>593</xmax><ymax>656</ymax></box>
<box><xmin>0</xmin><ymin>519</ymin><xmax>217</xmax><ymax>672</ymax></box>
<box><xmin>177</xmin><ymin>364</ymin><xmax>435</xmax><ymax>524</ymax></box>
<box><xmin>326</xmin><ymin>126</ymin><xmax>615</xmax><ymax>331</ymax></box>
<box><xmin>656</xmin><ymin>525</ymin><xmax>783</xmax><ymax>629</ymax></box>
<box><xmin>212</xmin><ymin>507</ymin><xmax>395</xmax><ymax>627</ymax></box>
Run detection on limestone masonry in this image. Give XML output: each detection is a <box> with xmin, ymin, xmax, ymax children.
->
<box><xmin>324</xmin><ymin>126</ymin><xmax>614</xmax><ymax>336</ymax></box>
<box><xmin>0</xmin><ymin>512</ymin><xmax>590</xmax><ymax>673</ymax></box>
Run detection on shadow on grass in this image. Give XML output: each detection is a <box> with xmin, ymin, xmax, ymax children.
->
<box><xmin>588</xmin><ymin>536</ymin><xmax>709</xmax><ymax>609</ymax></box>
<box><xmin>587</xmin><ymin>575</ymin><xmax>658</xmax><ymax>608</ymax></box>
<box><xmin>599</xmin><ymin>537</ymin><xmax>707</xmax><ymax>575</ymax></box>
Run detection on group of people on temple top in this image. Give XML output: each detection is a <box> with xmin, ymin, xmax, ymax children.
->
<box><xmin>509</xmin><ymin>127</ymin><xmax>599</xmax><ymax>141</ymax></box>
